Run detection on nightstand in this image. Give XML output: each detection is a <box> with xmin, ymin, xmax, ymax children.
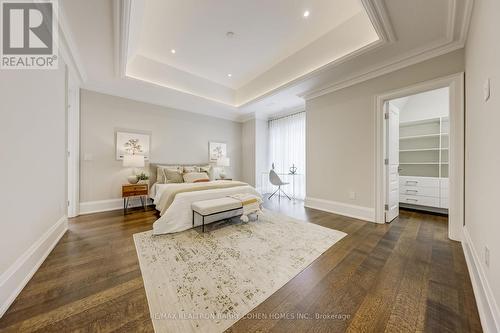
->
<box><xmin>122</xmin><ymin>184</ymin><xmax>148</xmax><ymax>213</ymax></box>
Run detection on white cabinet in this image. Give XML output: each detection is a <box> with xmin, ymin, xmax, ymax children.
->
<box><xmin>400</xmin><ymin>194</ymin><xmax>440</xmax><ymax>207</ymax></box>
<box><xmin>399</xmin><ymin>176</ymin><xmax>442</xmax><ymax>209</ymax></box>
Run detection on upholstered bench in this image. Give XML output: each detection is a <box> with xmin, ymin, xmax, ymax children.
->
<box><xmin>191</xmin><ymin>197</ymin><xmax>244</xmax><ymax>232</ymax></box>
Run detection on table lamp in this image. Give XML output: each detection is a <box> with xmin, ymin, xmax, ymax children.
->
<box><xmin>123</xmin><ymin>154</ymin><xmax>144</xmax><ymax>184</ymax></box>
<box><xmin>217</xmin><ymin>157</ymin><xmax>230</xmax><ymax>179</ymax></box>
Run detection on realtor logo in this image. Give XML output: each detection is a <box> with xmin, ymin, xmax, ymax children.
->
<box><xmin>1</xmin><ymin>0</ymin><xmax>58</xmax><ymax>69</ymax></box>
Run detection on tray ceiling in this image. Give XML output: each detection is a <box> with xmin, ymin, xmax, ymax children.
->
<box><xmin>125</xmin><ymin>0</ymin><xmax>380</xmax><ymax>106</ymax></box>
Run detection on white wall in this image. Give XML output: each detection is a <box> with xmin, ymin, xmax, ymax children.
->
<box><xmin>241</xmin><ymin>119</ymin><xmax>256</xmax><ymax>186</ymax></box>
<box><xmin>241</xmin><ymin>118</ymin><xmax>269</xmax><ymax>189</ymax></box>
<box><xmin>306</xmin><ymin>49</ymin><xmax>464</xmax><ymax>215</ymax></box>
<box><xmin>0</xmin><ymin>65</ymin><xmax>67</xmax><ymax>315</ymax></box>
<box><xmin>464</xmin><ymin>0</ymin><xmax>500</xmax><ymax>329</ymax></box>
<box><xmin>80</xmin><ymin>90</ymin><xmax>243</xmax><ymax>203</ymax></box>
<box><xmin>255</xmin><ymin>118</ymin><xmax>269</xmax><ymax>191</ymax></box>
<box><xmin>394</xmin><ymin>87</ymin><xmax>449</xmax><ymax>122</ymax></box>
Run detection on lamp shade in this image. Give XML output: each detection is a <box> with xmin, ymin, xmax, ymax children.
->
<box><xmin>217</xmin><ymin>157</ymin><xmax>230</xmax><ymax>167</ymax></box>
<box><xmin>123</xmin><ymin>154</ymin><xmax>144</xmax><ymax>168</ymax></box>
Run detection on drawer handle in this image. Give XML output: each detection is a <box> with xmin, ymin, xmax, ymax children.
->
<box><xmin>406</xmin><ymin>189</ymin><xmax>418</xmax><ymax>193</ymax></box>
<box><xmin>406</xmin><ymin>198</ymin><xmax>418</xmax><ymax>202</ymax></box>
<box><xmin>405</xmin><ymin>181</ymin><xmax>418</xmax><ymax>185</ymax></box>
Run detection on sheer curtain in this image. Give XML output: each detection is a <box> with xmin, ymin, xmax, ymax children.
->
<box><xmin>267</xmin><ymin>112</ymin><xmax>306</xmax><ymax>200</ymax></box>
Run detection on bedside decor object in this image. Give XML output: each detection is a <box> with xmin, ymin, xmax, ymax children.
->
<box><xmin>116</xmin><ymin>130</ymin><xmax>151</xmax><ymax>160</ymax></box>
<box><xmin>122</xmin><ymin>184</ymin><xmax>148</xmax><ymax>213</ymax></box>
<box><xmin>217</xmin><ymin>157</ymin><xmax>230</xmax><ymax>179</ymax></box>
<box><xmin>136</xmin><ymin>172</ymin><xmax>149</xmax><ymax>184</ymax></box>
<box><xmin>209</xmin><ymin>142</ymin><xmax>227</xmax><ymax>162</ymax></box>
<box><xmin>123</xmin><ymin>154</ymin><xmax>145</xmax><ymax>184</ymax></box>
<box><xmin>289</xmin><ymin>164</ymin><xmax>297</xmax><ymax>175</ymax></box>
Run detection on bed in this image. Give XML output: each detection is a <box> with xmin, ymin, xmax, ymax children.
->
<box><xmin>148</xmin><ymin>164</ymin><xmax>261</xmax><ymax>235</ymax></box>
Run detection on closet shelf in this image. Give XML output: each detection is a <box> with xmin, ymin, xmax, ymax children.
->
<box><xmin>399</xmin><ymin>148</ymin><xmax>443</xmax><ymax>152</ymax></box>
<box><xmin>399</xmin><ymin>162</ymin><xmax>440</xmax><ymax>165</ymax></box>
<box><xmin>400</xmin><ymin>117</ymin><xmax>441</xmax><ymax>126</ymax></box>
<box><xmin>400</xmin><ymin>134</ymin><xmax>440</xmax><ymax>140</ymax></box>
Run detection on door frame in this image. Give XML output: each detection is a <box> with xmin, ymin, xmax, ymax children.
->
<box><xmin>384</xmin><ymin>102</ymin><xmax>400</xmax><ymax>222</ymax></box>
<box><xmin>67</xmin><ymin>69</ymin><xmax>81</xmax><ymax>218</ymax></box>
<box><xmin>374</xmin><ymin>72</ymin><xmax>464</xmax><ymax>241</ymax></box>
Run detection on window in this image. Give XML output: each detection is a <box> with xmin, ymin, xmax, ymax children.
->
<box><xmin>268</xmin><ymin>112</ymin><xmax>306</xmax><ymax>200</ymax></box>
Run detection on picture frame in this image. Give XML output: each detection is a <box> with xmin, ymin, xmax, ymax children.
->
<box><xmin>209</xmin><ymin>142</ymin><xmax>226</xmax><ymax>162</ymax></box>
<box><xmin>116</xmin><ymin>130</ymin><xmax>151</xmax><ymax>160</ymax></box>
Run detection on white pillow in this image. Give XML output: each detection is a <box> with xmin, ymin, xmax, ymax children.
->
<box><xmin>183</xmin><ymin>172</ymin><xmax>210</xmax><ymax>183</ymax></box>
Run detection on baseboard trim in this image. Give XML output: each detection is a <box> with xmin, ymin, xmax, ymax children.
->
<box><xmin>304</xmin><ymin>197</ymin><xmax>376</xmax><ymax>222</ymax></box>
<box><xmin>79</xmin><ymin>198</ymin><xmax>152</xmax><ymax>215</ymax></box>
<box><xmin>0</xmin><ymin>215</ymin><xmax>68</xmax><ymax>318</ymax></box>
<box><xmin>462</xmin><ymin>226</ymin><xmax>500</xmax><ymax>333</ymax></box>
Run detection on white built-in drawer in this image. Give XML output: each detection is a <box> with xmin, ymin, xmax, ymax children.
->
<box><xmin>399</xmin><ymin>176</ymin><xmax>440</xmax><ymax>188</ymax></box>
<box><xmin>440</xmin><ymin>197</ymin><xmax>449</xmax><ymax>209</ymax></box>
<box><xmin>400</xmin><ymin>186</ymin><xmax>439</xmax><ymax>197</ymax></box>
<box><xmin>400</xmin><ymin>194</ymin><xmax>440</xmax><ymax>207</ymax></box>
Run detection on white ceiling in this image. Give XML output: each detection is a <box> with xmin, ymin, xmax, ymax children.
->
<box><xmin>60</xmin><ymin>0</ymin><xmax>473</xmax><ymax>121</ymax></box>
<box><xmin>136</xmin><ymin>0</ymin><xmax>366</xmax><ymax>90</ymax></box>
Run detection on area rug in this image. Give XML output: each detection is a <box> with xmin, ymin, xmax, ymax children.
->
<box><xmin>133</xmin><ymin>209</ymin><xmax>346</xmax><ymax>333</ymax></box>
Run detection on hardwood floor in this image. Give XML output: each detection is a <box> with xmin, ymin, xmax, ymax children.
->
<box><xmin>0</xmin><ymin>199</ymin><xmax>481</xmax><ymax>332</ymax></box>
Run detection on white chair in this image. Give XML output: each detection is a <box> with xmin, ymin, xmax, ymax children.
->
<box><xmin>268</xmin><ymin>169</ymin><xmax>291</xmax><ymax>201</ymax></box>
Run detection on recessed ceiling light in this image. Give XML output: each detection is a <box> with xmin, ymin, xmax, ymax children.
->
<box><xmin>303</xmin><ymin>10</ymin><xmax>310</xmax><ymax>18</ymax></box>
<box><xmin>171</xmin><ymin>49</ymin><xmax>176</xmax><ymax>54</ymax></box>
<box><xmin>227</xmin><ymin>74</ymin><xmax>232</xmax><ymax>77</ymax></box>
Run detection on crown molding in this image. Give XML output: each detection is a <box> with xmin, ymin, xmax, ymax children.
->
<box><xmin>361</xmin><ymin>0</ymin><xmax>397</xmax><ymax>43</ymax></box>
<box><xmin>237</xmin><ymin>104</ymin><xmax>306</xmax><ymax>123</ymax></box>
<box><xmin>302</xmin><ymin>39</ymin><xmax>464</xmax><ymax>101</ymax></box>
<box><xmin>459</xmin><ymin>0</ymin><xmax>474</xmax><ymax>45</ymax></box>
<box><xmin>114</xmin><ymin>0</ymin><xmax>131</xmax><ymax>78</ymax></box>
<box><xmin>301</xmin><ymin>0</ymin><xmax>472</xmax><ymax>101</ymax></box>
<box><xmin>267</xmin><ymin>105</ymin><xmax>306</xmax><ymax>121</ymax></box>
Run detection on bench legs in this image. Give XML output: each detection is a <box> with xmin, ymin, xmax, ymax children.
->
<box><xmin>192</xmin><ymin>208</ymin><xmax>245</xmax><ymax>233</ymax></box>
<box><xmin>192</xmin><ymin>210</ymin><xmax>206</xmax><ymax>233</ymax></box>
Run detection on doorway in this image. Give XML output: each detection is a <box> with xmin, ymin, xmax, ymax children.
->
<box><xmin>385</xmin><ymin>87</ymin><xmax>450</xmax><ymax>222</ymax></box>
<box><xmin>375</xmin><ymin>73</ymin><xmax>464</xmax><ymax>241</ymax></box>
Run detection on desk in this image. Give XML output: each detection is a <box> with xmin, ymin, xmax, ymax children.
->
<box><xmin>261</xmin><ymin>172</ymin><xmax>303</xmax><ymax>201</ymax></box>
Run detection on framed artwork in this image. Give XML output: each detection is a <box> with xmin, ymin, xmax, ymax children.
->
<box><xmin>116</xmin><ymin>130</ymin><xmax>151</xmax><ymax>160</ymax></box>
<box><xmin>209</xmin><ymin>142</ymin><xmax>226</xmax><ymax>162</ymax></box>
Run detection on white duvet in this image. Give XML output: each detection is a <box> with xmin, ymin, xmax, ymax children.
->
<box><xmin>151</xmin><ymin>182</ymin><xmax>261</xmax><ymax>235</ymax></box>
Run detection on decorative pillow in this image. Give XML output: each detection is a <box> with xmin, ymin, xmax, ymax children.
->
<box><xmin>183</xmin><ymin>172</ymin><xmax>210</xmax><ymax>183</ymax></box>
<box><xmin>183</xmin><ymin>165</ymin><xmax>198</xmax><ymax>173</ymax></box>
<box><xmin>163</xmin><ymin>168</ymin><xmax>184</xmax><ymax>183</ymax></box>
<box><xmin>156</xmin><ymin>166</ymin><xmax>167</xmax><ymax>183</ymax></box>
<box><xmin>193</xmin><ymin>178</ymin><xmax>210</xmax><ymax>183</ymax></box>
<box><xmin>156</xmin><ymin>165</ymin><xmax>180</xmax><ymax>183</ymax></box>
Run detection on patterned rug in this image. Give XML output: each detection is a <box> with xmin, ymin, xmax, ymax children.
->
<box><xmin>133</xmin><ymin>209</ymin><xmax>346</xmax><ymax>333</ymax></box>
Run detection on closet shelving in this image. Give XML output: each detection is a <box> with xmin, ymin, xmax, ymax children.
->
<box><xmin>399</xmin><ymin>117</ymin><xmax>449</xmax><ymax>212</ymax></box>
<box><xmin>399</xmin><ymin>117</ymin><xmax>448</xmax><ymax>178</ymax></box>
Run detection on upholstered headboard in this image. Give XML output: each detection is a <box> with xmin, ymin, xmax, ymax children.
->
<box><xmin>148</xmin><ymin>163</ymin><xmax>214</xmax><ymax>185</ymax></box>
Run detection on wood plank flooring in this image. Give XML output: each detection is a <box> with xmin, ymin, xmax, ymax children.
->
<box><xmin>0</xmin><ymin>199</ymin><xmax>482</xmax><ymax>332</ymax></box>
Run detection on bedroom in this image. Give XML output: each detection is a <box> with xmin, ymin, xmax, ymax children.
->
<box><xmin>0</xmin><ymin>0</ymin><xmax>499</xmax><ymax>332</ymax></box>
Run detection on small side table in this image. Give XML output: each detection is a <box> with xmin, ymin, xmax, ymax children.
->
<box><xmin>122</xmin><ymin>184</ymin><xmax>148</xmax><ymax>213</ymax></box>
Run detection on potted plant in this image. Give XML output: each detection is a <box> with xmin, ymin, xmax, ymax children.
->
<box><xmin>136</xmin><ymin>172</ymin><xmax>149</xmax><ymax>184</ymax></box>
